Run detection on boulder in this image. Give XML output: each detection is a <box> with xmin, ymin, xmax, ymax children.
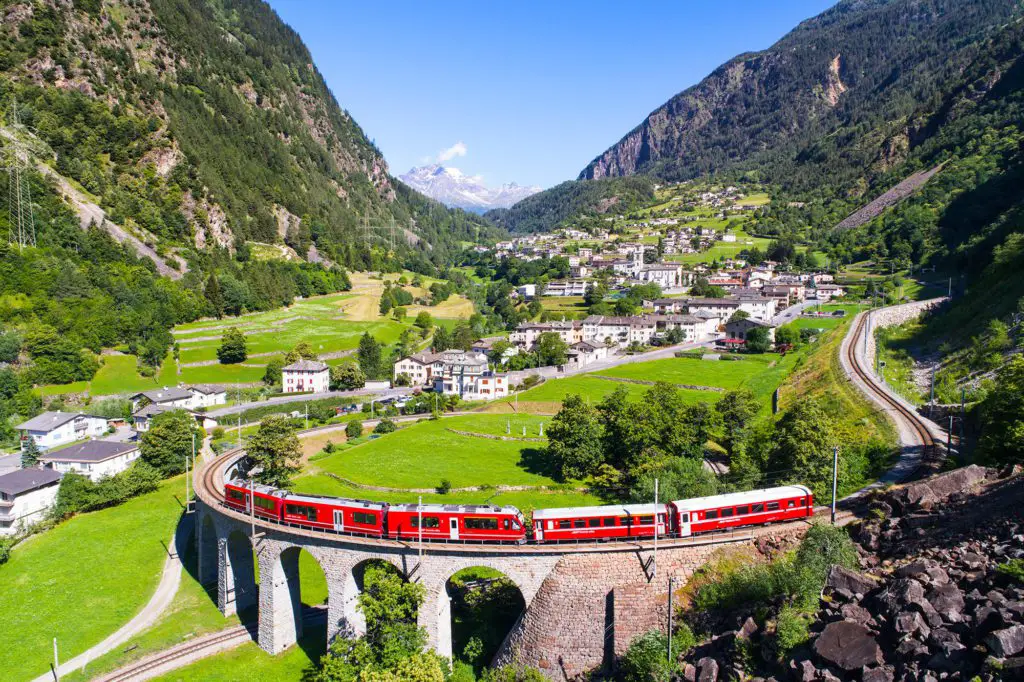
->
<box><xmin>825</xmin><ymin>566</ymin><xmax>876</xmax><ymax>597</ymax></box>
<box><xmin>987</xmin><ymin>624</ymin><xmax>1024</xmax><ymax>658</ymax></box>
<box><xmin>927</xmin><ymin>583</ymin><xmax>966</xmax><ymax>622</ymax></box>
<box><xmin>894</xmin><ymin>610</ymin><xmax>930</xmax><ymax>640</ymax></box>
<box><xmin>813</xmin><ymin>621</ymin><xmax>884</xmax><ymax>671</ymax></box>
<box><xmin>795</xmin><ymin>659</ymin><xmax>816</xmax><ymax>682</ymax></box>
<box><xmin>738</xmin><ymin>617</ymin><xmax>759</xmax><ymax>640</ymax></box>
<box><xmin>697</xmin><ymin>656</ymin><xmax>719</xmax><ymax>682</ymax></box>
<box><xmin>682</xmin><ymin>662</ymin><xmax>697</xmax><ymax>682</ymax></box>
<box><xmin>861</xmin><ymin>665</ymin><xmax>894</xmax><ymax>682</ymax></box>
<box><xmin>887</xmin><ymin>465</ymin><xmax>988</xmax><ymax>513</ymax></box>
<box><xmin>840</xmin><ymin>604</ymin><xmax>874</xmax><ymax>626</ymax></box>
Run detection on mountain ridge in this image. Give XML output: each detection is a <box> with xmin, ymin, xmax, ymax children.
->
<box><xmin>399</xmin><ymin>163</ymin><xmax>541</xmax><ymax>212</ymax></box>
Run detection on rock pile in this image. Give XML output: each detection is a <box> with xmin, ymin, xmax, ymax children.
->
<box><xmin>670</xmin><ymin>467</ymin><xmax>1024</xmax><ymax>681</ymax></box>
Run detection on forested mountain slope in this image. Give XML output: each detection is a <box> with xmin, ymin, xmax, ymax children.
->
<box><xmin>0</xmin><ymin>0</ymin><xmax>495</xmax><ymax>271</ymax></box>
<box><xmin>579</xmin><ymin>0</ymin><xmax>1020</xmax><ymax>199</ymax></box>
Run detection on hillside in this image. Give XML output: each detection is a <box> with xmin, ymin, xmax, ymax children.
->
<box><xmin>578</xmin><ymin>0</ymin><xmax>1020</xmax><ymax>198</ymax></box>
<box><xmin>0</xmin><ymin>0</ymin><xmax>496</xmax><ymax>271</ymax></box>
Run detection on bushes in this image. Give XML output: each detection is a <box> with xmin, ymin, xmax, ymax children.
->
<box><xmin>346</xmin><ymin>420</ymin><xmax>363</xmax><ymax>440</ymax></box>
<box><xmin>618</xmin><ymin>627</ymin><xmax>696</xmax><ymax>682</ymax></box>
<box><xmin>373</xmin><ymin>418</ymin><xmax>397</xmax><ymax>435</ymax></box>
<box><xmin>50</xmin><ymin>463</ymin><xmax>162</xmax><ymax>520</ymax></box>
<box><xmin>0</xmin><ymin>536</ymin><xmax>14</xmax><ymax>565</ymax></box>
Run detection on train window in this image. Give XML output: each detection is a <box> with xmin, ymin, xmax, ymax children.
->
<box><xmin>737</xmin><ymin>506</ymin><xmax>749</xmax><ymax>515</ymax></box>
<box><xmin>603</xmin><ymin>517</ymin><xmax>617</xmax><ymax>526</ymax></box>
<box><xmin>767</xmin><ymin>502</ymin><xmax>780</xmax><ymax>511</ymax></box>
<box><xmin>353</xmin><ymin>512</ymin><xmax>377</xmax><ymax>525</ymax></box>
<box><xmin>798</xmin><ymin>498</ymin><xmax>806</xmax><ymax>506</ymax></box>
<box><xmin>254</xmin><ymin>496</ymin><xmax>276</xmax><ymax>511</ymax></box>
<box><xmin>410</xmin><ymin>516</ymin><xmax>440</xmax><ymax>528</ymax></box>
<box><xmin>558</xmin><ymin>520</ymin><xmax>572</xmax><ymax>529</ymax></box>
<box><xmin>680</xmin><ymin>513</ymin><xmax>689</xmax><ymax>523</ymax></box>
<box><xmin>573</xmin><ymin>519</ymin><xmax>586</xmax><ymax>528</ymax></box>
<box><xmin>588</xmin><ymin>518</ymin><xmax>601</xmax><ymax>527</ymax></box>
<box><xmin>721</xmin><ymin>508</ymin><xmax>734</xmax><ymax>518</ymax></box>
<box><xmin>465</xmin><ymin>517</ymin><xmax>499</xmax><ymax>530</ymax></box>
<box><xmin>706</xmin><ymin>510</ymin><xmax>719</xmax><ymax>520</ymax></box>
<box><xmin>285</xmin><ymin>504</ymin><xmax>316</xmax><ymax>521</ymax></box>
<box><xmin>752</xmin><ymin>503</ymin><xmax>764</xmax><ymax>513</ymax></box>
<box><xmin>787</xmin><ymin>500</ymin><xmax>795</xmax><ymax>508</ymax></box>
<box><xmin>503</xmin><ymin>519</ymin><xmax>511</xmax><ymax>530</ymax></box>
<box><xmin>227</xmin><ymin>489</ymin><xmax>245</xmax><ymax>502</ymax></box>
<box><xmin>637</xmin><ymin>515</ymin><xmax>654</xmax><ymax>525</ymax></box>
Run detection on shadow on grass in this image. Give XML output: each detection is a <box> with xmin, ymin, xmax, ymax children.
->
<box><xmin>517</xmin><ymin>447</ymin><xmax>560</xmax><ymax>480</ymax></box>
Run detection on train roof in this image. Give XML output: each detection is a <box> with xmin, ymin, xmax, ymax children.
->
<box><xmin>225</xmin><ymin>479</ymin><xmax>386</xmax><ymax>510</ymax></box>
<box><xmin>388</xmin><ymin>503</ymin><xmax>521</xmax><ymax>516</ymax></box>
<box><xmin>532</xmin><ymin>503</ymin><xmax>661</xmax><ymax>520</ymax></box>
<box><xmin>670</xmin><ymin>485</ymin><xmax>811</xmax><ymax>512</ymax></box>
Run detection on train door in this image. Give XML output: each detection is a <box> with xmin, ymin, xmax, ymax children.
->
<box><xmin>449</xmin><ymin>517</ymin><xmax>460</xmax><ymax>540</ymax></box>
<box><xmin>333</xmin><ymin>509</ymin><xmax>344</xmax><ymax>532</ymax></box>
<box><xmin>678</xmin><ymin>512</ymin><xmax>691</xmax><ymax>537</ymax></box>
<box><xmin>656</xmin><ymin>512</ymin><xmax>667</xmax><ymax>537</ymax></box>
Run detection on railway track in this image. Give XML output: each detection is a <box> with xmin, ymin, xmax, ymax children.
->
<box><xmin>195</xmin><ymin>305</ymin><xmax>946</xmax><ymax>549</ymax></box>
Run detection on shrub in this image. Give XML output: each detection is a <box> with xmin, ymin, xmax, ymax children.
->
<box><xmin>373</xmin><ymin>418</ymin><xmax>396</xmax><ymax>434</ymax></box>
<box><xmin>211</xmin><ymin>427</ymin><xmax>226</xmax><ymax>440</ymax></box>
<box><xmin>617</xmin><ymin>627</ymin><xmax>694</xmax><ymax>682</ymax></box>
<box><xmin>0</xmin><ymin>536</ymin><xmax>14</xmax><ymax>565</ymax></box>
<box><xmin>51</xmin><ymin>463</ymin><xmax>162</xmax><ymax>520</ymax></box>
<box><xmin>437</xmin><ymin>478</ymin><xmax>452</xmax><ymax>494</ymax></box>
<box><xmin>997</xmin><ymin>559</ymin><xmax>1024</xmax><ymax>583</ymax></box>
<box><xmin>774</xmin><ymin>605</ymin><xmax>812</xmax><ymax>659</ymax></box>
<box><xmin>323</xmin><ymin>440</ymin><xmax>335</xmax><ymax>454</ymax></box>
<box><xmin>346</xmin><ymin>420</ymin><xmax>363</xmax><ymax>440</ymax></box>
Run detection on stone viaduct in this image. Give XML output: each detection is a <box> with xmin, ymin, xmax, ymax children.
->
<box><xmin>193</xmin><ymin>454</ymin><xmax>808</xmax><ymax>679</ymax></box>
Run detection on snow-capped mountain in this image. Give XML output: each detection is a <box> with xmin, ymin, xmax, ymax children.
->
<box><xmin>399</xmin><ymin>164</ymin><xmax>541</xmax><ymax>212</ymax></box>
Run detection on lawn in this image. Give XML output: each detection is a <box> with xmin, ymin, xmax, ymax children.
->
<box><xmin>292</xmin><ymin>475</ymin><xmax>602</xmax><ymax>516</ymax></box>
<box><xmin>595</xmin><ymin>354</ymin><xmax>788</xmax><ymax>392</ymax></box>
<box><xmin>0</xmin><ymin>476</ymin><xmax>187</xmax><ymax>681</ymax></box>
<box><xmin>304</xmin><ymin>415</ymin><xmax>563</xmax><ymax>489</ymax></box>
<box><xmin>515</xmin><ymin>374</ymin><xmax>720</xmax><ymax>407</ymax></box>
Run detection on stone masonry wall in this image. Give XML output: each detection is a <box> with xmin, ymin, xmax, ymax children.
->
<box><xmin>862</xmin><ymin>297</ymin><xmax>946</xmax><ymax>372</ymax></box>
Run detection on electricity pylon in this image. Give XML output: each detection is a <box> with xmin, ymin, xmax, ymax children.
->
<box><xmin>2</xmin><ymin>99</ymin><xmax>36</xmax><ymax>250</ymax></box>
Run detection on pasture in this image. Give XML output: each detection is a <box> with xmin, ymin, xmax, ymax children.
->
<box><xmin>0</xmin><ymin>476</ymin><xmax>186</xmax><ymax>681</ymax></box>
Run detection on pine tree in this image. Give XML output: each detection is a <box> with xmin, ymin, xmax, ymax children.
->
<box><xmin>357</xmin><ymin>333</ymin><xmax>383</xmax><ymax>380</ymax></box>
<box><xmin>204</xmin><ymin>274</ymin><xmax>224</xmax><ymax>319</ymax></box>
<box><xmin>21</xmin><ymin>438</ymin><xmax>41</xmax><ymax>468</ymax></box>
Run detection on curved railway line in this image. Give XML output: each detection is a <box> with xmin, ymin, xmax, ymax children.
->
<box><xmin>195</xmin><ymin>306</ymin><xmax>947</xmax><ymax>550</ymax></box>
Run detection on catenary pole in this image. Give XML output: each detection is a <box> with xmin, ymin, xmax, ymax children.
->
<box><xmin>418</xmin><ymin>495</ymin><xmax>423</xmax><ymax>563</ymax></box>
<box><xmin>53</xmin><ymin>637</ymin><xmax>59</xmax><ymax>682</ymax></box>
<box><xmin>831</xmin><ymin>446</ymin><xmax>839</xmax><ymax>525</ymax></box>
<box><xmin>667</xmin><ymin>576</ymin><xmax>674</xmax><ymax>665</ymax></box>
<box><xmin>652</xmin><ymin>478</ymin><xmax>659</xmax><ymax>580</ymax></box>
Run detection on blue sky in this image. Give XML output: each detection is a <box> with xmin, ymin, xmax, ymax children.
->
<box><xmin>268</xmin><ymin>1</ymin><xmax>836</xmax><ymax>189</ymax></box>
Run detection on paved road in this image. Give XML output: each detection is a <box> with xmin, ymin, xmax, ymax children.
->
<box><xmin>32</xmin><ymin>513</ymin><xmax>192</xmax><ymax>682</ymax></box>
<box><xmin>206</xmin><ymin>387</ymin><xmax>413</xmax><ymax>418</ymax></box>
<box><xmin>771</xmin><ymin>300</ymin><xmax>817</xmax><ymax>325</ymax></box>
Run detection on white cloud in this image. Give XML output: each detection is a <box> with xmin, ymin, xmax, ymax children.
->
<box><xmin>437</xmin><ymin>141</ymin><xmax>467</xmax><ymax>162</ymax></box>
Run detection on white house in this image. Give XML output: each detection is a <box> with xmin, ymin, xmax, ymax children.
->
<box><xmin>130</xmin><ymin>387</ymin><xmax>194</xmax><ymax>413</ymax></box>
<box><xmin>813</xmin><ymin>284</ymin><xmax>845</xmax><ymax>301</ymax></box>
<box><xmin>543</xmin><ymin>280</ymin><xmax>588</xmax><ymax>297</ymax></box>
<box><xmin>41</xmin><ymin>440</ymin><xmax>142</xmax><ymax>482</ymax></box>
<box><xmin>0</xmin><ymin>468</ymin><xmax>62</xmax><ymax>535</ymax></box>
<box><xmin>188</xmin><ymin>385</ymin><xmax>228</xmax><ymax>409</ymax></box>
<box><xmin>510</xmin><ymin>321</ymin><xmax>583</xmax><ymax>348</ymax></box>
<box><xmin>636</xmin><ymin>263</ymin><xmax>684</xmax><ymax>289</ymax></box>
<box><xmin>516</xmin><ymin>284</ymin><xmax>537</xmax><ymax>300</ymax></box>
<box><xmin>132</xmin><ymin>404</ymin><xmax>219</xmax><ymax>433</ymax></box>
<box><xmin>282</xmin><ymin>360</ymin><xmax>330</xmax><ymax>394</ymax></box>
<box><xmin>17</xmin><ymin>412</ymin><xmax>109</xmax><ymax>452</ymax></box>
<box><xmin>566</xmin><ymin>341</ymin><xmax>610</xmax><ymax>369</ymax></box>
<box><xmin>433</xmin><ymin>372</ymin><xmax>509</xmax><ymax>401</ymax></box>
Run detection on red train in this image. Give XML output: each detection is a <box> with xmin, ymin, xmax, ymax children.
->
<box><xmin>223</xmin><ymin>480</ymin><xmax>812</xmax><ymax>544</ymax></box>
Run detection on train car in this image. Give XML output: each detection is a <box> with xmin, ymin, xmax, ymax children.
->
<box><xmin>669</xmin><ymin>485</ymin><xmax>813</xmax><ymax>537</ymax></box>
<box><xmin>532</xmin><ymin>503</ymin><xmax>668</xmax><ymax>542</ymax></box>
<box><xmin>279</xmin><ymin>493</ymin><xmax>386</xmax><ymax>537</ymax></box>
<box><xmin>385</xmin><ymin>503</ymin><xmax>526</xmax><ymax>543</ymax></box>
<box><xmin>224</xmin><ymin>479</ymin><xmax>287</xmax><ymax>521</ymax></box>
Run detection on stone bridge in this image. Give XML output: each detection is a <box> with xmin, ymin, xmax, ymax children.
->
<box><xmin>194</xmin><ymin>494</ymin><xmax>802</xmax><ymax>678</ymax></box>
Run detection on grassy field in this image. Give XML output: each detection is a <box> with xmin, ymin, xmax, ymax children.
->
<box><xmin>595</xmin><ymin>354</ymin><xmax>796</xmax><ymax>393</ymax></box>
<box><xmin>539</xmin><ymin>296</ymin><xmax>587</xmax><ymax>315</ymax></box>
<box><xmin>0</xmin><ymin>476</ymin><xmax>186</xmax><ymax>681</ymax></box>
<box><xmin>302</xmin><ymin>414</ymin><xmax>564</xmax><ymax>489</ymax></box>
<box><xmin>672</xmin><ymin>229</ymin><xmax>773</xmax><ymax>264</ymax></box>
<box><xmin>876</xmin><ymin>321</ymin><xmax>927</xmax><ymax>404</ymax></box>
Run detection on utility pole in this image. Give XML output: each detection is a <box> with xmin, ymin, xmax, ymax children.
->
<box><xmin>52</xmin><ymin>637</ymin><xmax>59</xmax><ymax>682</ymax></box>
<box><xmin>830</xmin><ymin>446</ymin><xmax>839</xmax><ymax>525</ymax></box>
<box><xmin>948</xmin><ymin>415</ymin><xmax>954</xmax><ymax>460</ymax></box>
<box><xmin>960</xmin><ymin>387</ymin><xmax>966</xmax><ymax>458</ymax></box>
<box><xmin>249</xmin><ymin>478</ymin><xmax>257</xmax><ymax>540</ymax></box>
<box><xmin>667</xmin><ymin>576</ymin><xmax>675</xmax><ymax>665</ymax></box>
<box><xmin>652</xmin><ymin>478</ymin><xmax>659</xmax><ymax>581</ymax></box>
<box><xmin>948</xmin><ymin>277</ymin><xmax>952</xmax><ymax>299</ymax></box>
<box><xmin>304</xmin><ymin>403</ymin><xmax>308</xmax><ymax>430</ymax></box>
<box><xmin>417</xmin><ymin>495</ymin><xmax>424</xmax><ymax>563</ymax></box>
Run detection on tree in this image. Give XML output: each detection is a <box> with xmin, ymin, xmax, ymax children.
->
<box><xmin>535</xmin><ymin>332</ymin><xmax>569</xmax><ymax>367</ymax></box>
<box><xmin>263</xmin><ymin>357</ymin><xmax>284</xmax><ymax>386</ymax></box>
<box><xmin>769</xmin><ymin>399</ymin><xmax>839</xmax><ymax>490</ymax></box>
<box><xmin>774</xmin><ymin>324</ymin><xmax>800</xmax><ymax>347</ymax></box>
<box><xmin>978</xmin><ymin>356</ymin><xmax>1024</xmax><ymax>465</ymax></box>
<box><xmin>21</xmin><ymin>438</ymin><xmax>41</xmax><ymax>468</ymax></box>
<box><xmin>546</xmin><ymin>394</ymin><xmax>604</xmax><ymax>480</ymax></box>
<box><xmin>414</xmin><ymin>311</ymin><xmax>433</xmax><ymax>330</ymax></box>
<box><xmin>358</xmin><ymin>562</ymin><xmax>427</xmax><ymax>665</ymax></box>
<box><xmin>745</xmin><ymin>325</ymin><xmax>771</xmax><ymax>353</ymax></box>
<box><xmin>728</xmin><ymin>310</ymin><xmax>750</xmax><ymax>323</ymax></box>
<box><xmin>247</xmin><ymin>416</ymin><xmax>302</xmax><ymax>487</ymax></box>
<box><xmin>346</xmin><ymin>420</ymin><xmax>363</xmax><ymax>440</ymax></box>
<box><xmin>204</xmin><ymin>273</ymin><xmax>224</xmax><ymax>318</ymax></box>
<box><xmin>432</xmin><ymin>326</ymin><xmax>453</xmax><ymax>352</ymax></box>
<box><xmin>216</xmin><ymin>327</ymin><xmax>247</xmax><ymax>364</ymax></box>
<box><xmin>374</xmin><ymin>418</ymin><xmax>397</xmax><ymax>434</ymax></box>
<box><xmin>140</xmin><ymin>409</ymin><xmax>203</xmax><ymax>476</ymax></box>
<box><xmin>628</xmin><ymin>457</ymin><xmax>718</xmax><ymax>503</ymax></box>
<box><xmin>393</xmin><ymin>306</ymin><xmax>407</xmax><ymax>322</ymax></box>
<box><xmin>715</xmin><ymin>389</ymin><xmax>760</xmax><ymax>455</ymax></box>
<box><xmin>331</xmin><ymin>363</ymin><xmax>366</xmax><ymax>390</ymax></box>
<box><xmin>358</xmin><ymin>333</ymin><xmax>384</xmax><ymax>380</ymax></box>
<box><xmin>453</xmin><ymin>323</ymin><xmax>475</xmax><ymax>351</ymax></box>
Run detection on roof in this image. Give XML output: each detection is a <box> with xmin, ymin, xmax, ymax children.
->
<box><xmin>388</xmin><ymin>502</ymin><xmax>520</xmax><ymax>516</ymax></box>
<box><xmin>16</xmin><ymin>411</ymin><xmax>97</xmax><ymax>432</ymax></box>
<box><xmin>42</xmin><ymin>440</ymin><xmax>138</xmax><ymax>463</ymax></box>
<box><xmin>283</xmin><ymin>360</ymin><xmax>328</xmax><ymax>372</ymax></box>
<box><xmin>189</xmin><ymin>384</ymin><xmax>226</xmax><ymax>395</ymax></box>
<box><xmin>533</xmin><ymin>503</ymin><xmax>661</xmax><ymax>520</ymax></box>
<box><xmin>132</xmin><ymin>387</ymin><xmax>193</xmax><ymax>403</ymax></box>
<box><xmin>671</xmin><ymin>485</ymin><xmax>811</xmax><ymax>512</ymax></box>
<box><xmin>0</xmin><ymin>468</ymin><xmax>62</xmax><ymax>496</ymax></box>
<box><xmin>133</xmin><ymin>404</ymin><xmax>194</xmax><ymax>419</ymax></box>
